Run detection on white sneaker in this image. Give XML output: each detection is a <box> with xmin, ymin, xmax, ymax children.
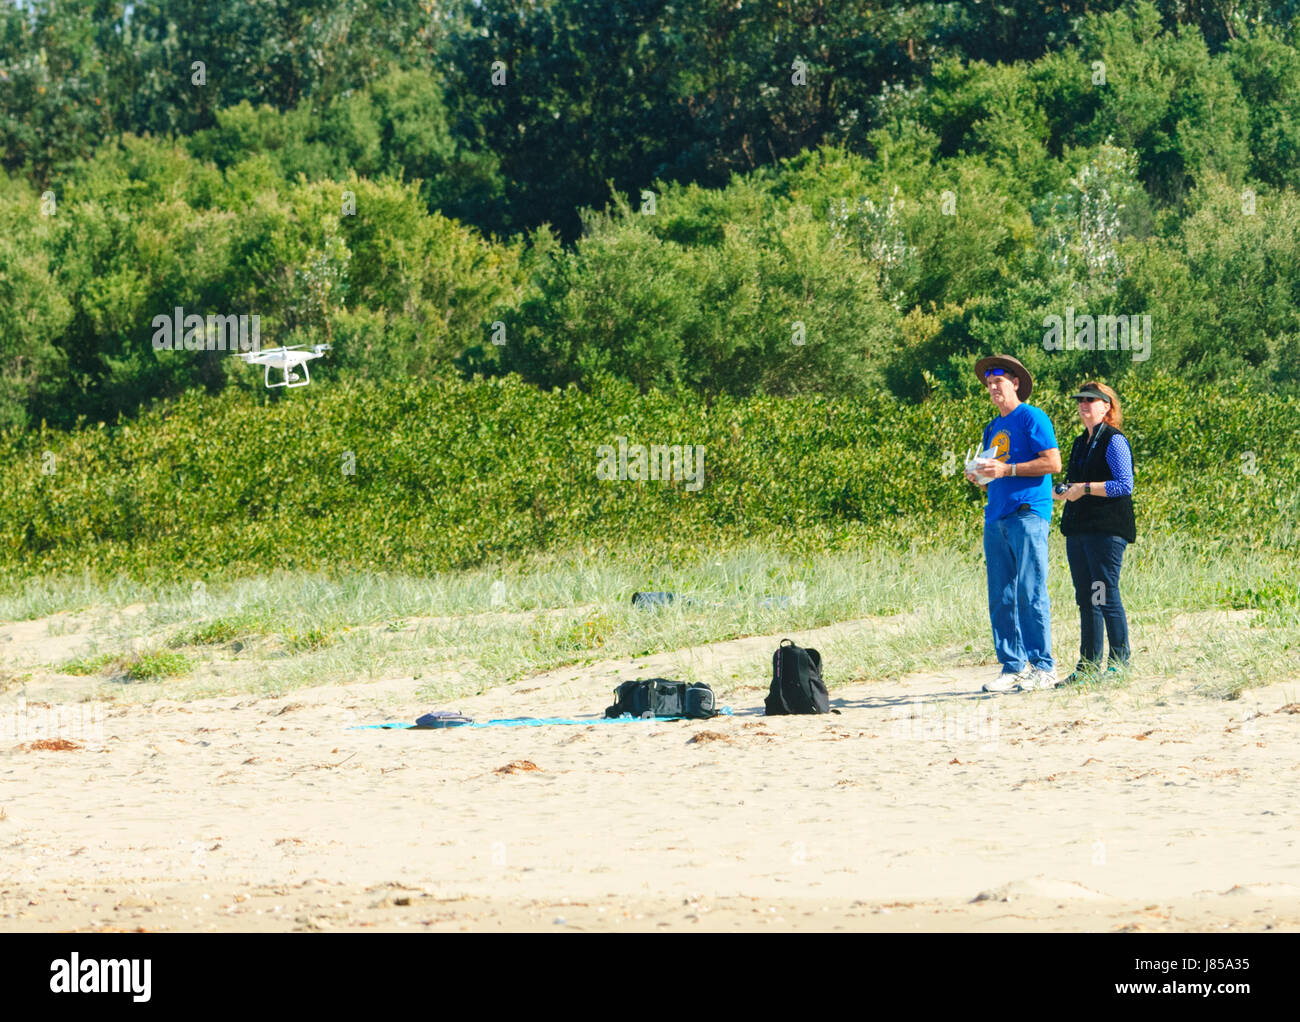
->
<box><xmin>983</xmin><ymin>670</ymin><xmax>1028</xmax><ymax>693</ymax></box>
<box><xmin>1018</xmin><ymin>666</ymin><xmax>1058</xmax><ymax>691</ymax></box>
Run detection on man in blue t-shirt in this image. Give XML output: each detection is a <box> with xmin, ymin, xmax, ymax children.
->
<box><xmin>965</xmin><ymin>355</ymin><xmax>1062</xmax><ymax>693</ymax></box>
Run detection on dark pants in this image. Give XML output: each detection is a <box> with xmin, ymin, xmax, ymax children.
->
<box><xmin>1065</xmin><ymin>533</ymin><xmax>1130</xmax><ymax>669</ymax></box>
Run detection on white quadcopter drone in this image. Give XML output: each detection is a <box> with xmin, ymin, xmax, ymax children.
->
<box><xmin>233</xmin><ymin>343</ymin><xmax>331</xmax><ymax>389</ymax></box>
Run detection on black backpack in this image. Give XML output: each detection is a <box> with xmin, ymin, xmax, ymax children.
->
<box><xmin>765</xmin><ymin>639</ymin><xmax>832</xmax><ymax>715</ymax></box>
<box><xmin>604</xmin><ymin>678</ymin><xmax>717</xmax><ymax>720</ymax></box>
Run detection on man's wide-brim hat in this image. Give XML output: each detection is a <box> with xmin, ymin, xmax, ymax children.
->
<box><xmin>974</xmin><ymin>354</ymin><xmax>1033</xmax><ymax>401</ymax></box>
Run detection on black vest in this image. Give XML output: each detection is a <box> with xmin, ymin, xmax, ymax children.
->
<box><xmin>1059</xmin><ymin>423</ymin><xmax>1137</xmax><ymax>543</ymax></box>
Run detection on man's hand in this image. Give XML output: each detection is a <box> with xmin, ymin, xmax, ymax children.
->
<box><xmin>978</xmin><ymin>449</ymin><xmax>1062</xmax><ymax>480</ymax></box>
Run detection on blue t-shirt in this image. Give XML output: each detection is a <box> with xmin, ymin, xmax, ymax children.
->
<box><xmin>981</xmin><ymin>403</ymin><xmax>1058</xmax><ymax>523</ymax></box>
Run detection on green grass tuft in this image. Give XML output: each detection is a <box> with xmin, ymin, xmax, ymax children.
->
<box><xmin>124</xmin><ymin>650</ymin><xmax>194</xmax><ymax>681</ymax></box>
<box><xmin>170</xmin><ymin>615</ymin><xmax>266</xmax><ymax>647</ymax></box>
<box><xmin>285</xmin><ymin>627</ymin><xmax>336</xmax><ymax>654</ymax></box>
<box><xmin>60</xmin><ymin>652</ymin><xmax>120</xmax><ymax>676</ymax></box>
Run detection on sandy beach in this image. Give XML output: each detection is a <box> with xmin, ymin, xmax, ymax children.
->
<box><xmin>2</xmin><ymin>613</ymin><xmax>1298</xmax><ymax>932</ymax></box>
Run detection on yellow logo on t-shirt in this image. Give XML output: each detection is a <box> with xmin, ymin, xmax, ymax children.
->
<box><xmin>989</xmin><ymin>430</ymin><xmax>1011</xmax><ymax>463</ymax></box>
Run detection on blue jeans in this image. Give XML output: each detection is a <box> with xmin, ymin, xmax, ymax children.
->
<box><xmin>1065</xmin><ymin>533</ymin><xmax>1130</xmax><ymax>668</ymax></box>
<box><xmin>983</xmin><ymin>507</ymin><xmax>1054</xmax><ymax>674</ymax></box>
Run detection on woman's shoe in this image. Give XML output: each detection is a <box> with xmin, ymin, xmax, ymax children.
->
<box><xmin>1055</xmin><ymin>663</ymin><xmax>1103</xmax><ymax>688</ymax></box>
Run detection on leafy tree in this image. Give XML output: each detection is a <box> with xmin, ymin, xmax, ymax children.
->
<box><xmin>0</xmin><ymin>175</ymin><xmax>71</xmax><ymax>429</ymax></box>
<box><xmin>1225</xmin><ymin>25</ymin><xmax>1300</xmax><ymax>190</ymax></box>
<box><xmin>0</xmin><ymin>1</ymin><xmax>115</xmax><ymax>184</ymax></box>
<box><xmin>104</xmin><ymin>0</ymin><xmax>438</xmax><ymax>136</ymax></box>
<box><xmin>186</xmin><ymin>68</ymin><xmax>505</xmax><ymax>230</ymax></box>
<box><xmin>501</xmin><ymin>181</ymin><xmax>900</xmax><ymax>396</ymax></box>
<box><xmin>1122</xmin><ymin>174</ymin><xmax>1300</xmax><ymax>389</ymax></box>
<box><xmin>1064</xmin><ymin>2</ymin><xmax>1251</xmax><ymax>203</ymax></box>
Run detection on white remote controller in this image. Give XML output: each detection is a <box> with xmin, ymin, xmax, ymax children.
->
<box><xmin>964</xmin><ymin>444</ymin><xmax>998</xmax><ymax>485</ymax></box>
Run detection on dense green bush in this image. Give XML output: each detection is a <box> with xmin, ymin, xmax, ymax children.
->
<box><xmin>498</xmin><ymin>190</ymin><xmax>901</xmax><ymax>397</ymax></box>
<box><xmin>1121</xmin><ymin>176</ymin><xmax>1300</xmax><ymax>387</ymax></box>
<box><xmin>2</xmin><ymin>372</ymin><xmax>1293</xmax><ymax>584</ymax></box>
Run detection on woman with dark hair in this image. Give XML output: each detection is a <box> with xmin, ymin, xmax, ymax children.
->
<box><xmin>1053</xmin><ymin>381</ymin><xmax>1135</xmax><ymax>685</ymax></box>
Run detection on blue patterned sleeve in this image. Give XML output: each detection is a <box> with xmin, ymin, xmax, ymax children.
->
<box><xmin>1104</xmin><ymin>433</ymin><xmax>1134</xmax><ymax>497</ymax></box>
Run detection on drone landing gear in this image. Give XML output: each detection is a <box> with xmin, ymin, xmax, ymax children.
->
<box><xmin>264</xmin><ymin>364</ymin><xmax>312</xmax><ymax>389</ymax></box>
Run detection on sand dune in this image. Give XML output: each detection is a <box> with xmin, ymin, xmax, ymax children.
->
<box><xmin>2</xmin><ymin>615</ymin><xmax>1298</xmax><ymax>932</ymax></box>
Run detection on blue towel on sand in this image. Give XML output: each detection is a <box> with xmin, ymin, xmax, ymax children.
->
<box><xmin>352</xmin><ymin>707</ymin><xmax>732</xmax><ymax>731</ymax></box>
